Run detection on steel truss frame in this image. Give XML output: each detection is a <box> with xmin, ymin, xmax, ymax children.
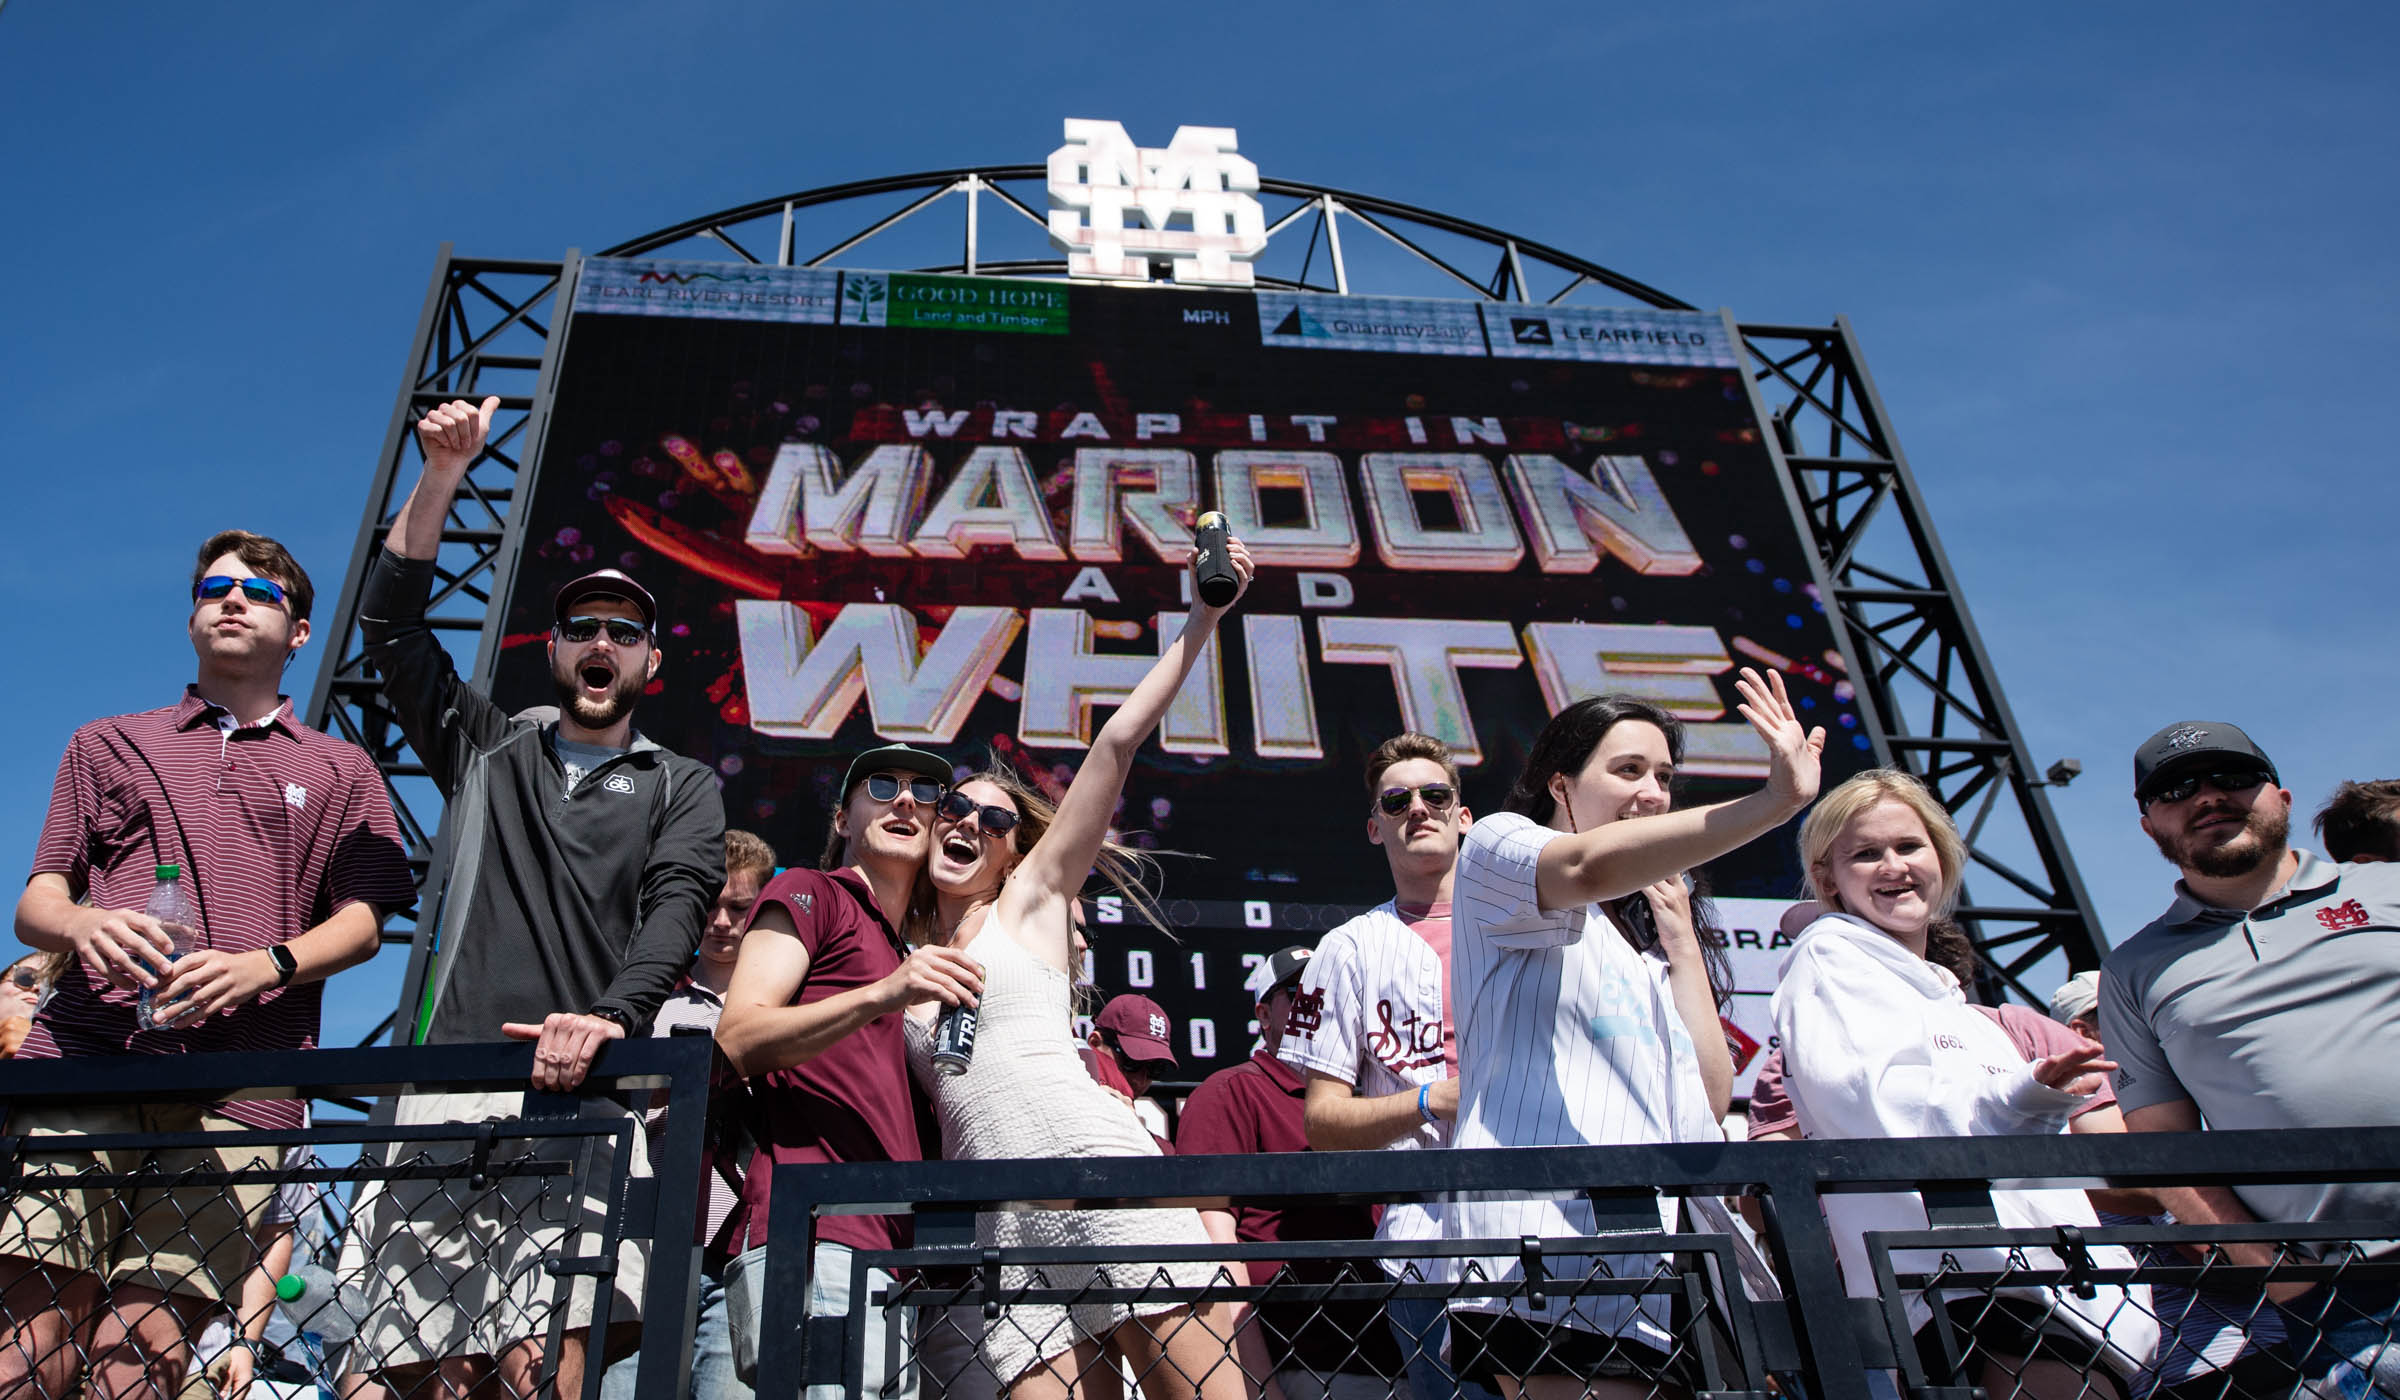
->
<box><xmin>308</xmin><ymin>169</ymin><xmax>2099</xmax><ymax>1043</ymax></box>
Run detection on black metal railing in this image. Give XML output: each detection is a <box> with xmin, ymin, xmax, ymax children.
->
<box><xmin>4</xmin><ymin>1045</ymin><xmax>2391</xmax><ymax>1400</ymax></box>
<box><xmin>0</xmin><ymin>1039</ymin><xmax>714</xmax><ymax>1400</ymax></box>
<box><xmin>755</xmin><ymin>1128</ymin><xmax>2400</xmax><ymax>1400</ymax></box>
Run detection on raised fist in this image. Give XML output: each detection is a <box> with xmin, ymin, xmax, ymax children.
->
<box><xmin>416</xmin><ymin>396</ymin><xmax>499</xmax><ymax>476</ymax></box>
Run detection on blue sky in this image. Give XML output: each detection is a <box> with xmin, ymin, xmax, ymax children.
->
<box><xmin>2</xmin><ymin>1</ymin><xmax>2393</xmax><ymax>1047</ymax></box>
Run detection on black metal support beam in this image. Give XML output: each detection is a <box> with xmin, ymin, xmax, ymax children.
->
<box><xmin>304</xmin><ymin>247</ymin><xmax>578</xmax><ymax>1046</ymax></box>
<box><xmin>1739</xmin><ymin>320</ymin><xmax>2107</xmax><ymax>991</ymax></box>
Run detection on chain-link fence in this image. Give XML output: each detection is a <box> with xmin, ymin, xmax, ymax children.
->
<box><xmin>5</xmin><ymin>1050</ymin><xmax>2392</xmax><ymax>1400</ymax></box>
<box><xmin>751</xmin><ymin>1128</ymin><xmax>2400</xmax><ymax>1400</ymax></box>
<box><xmin>0</xmin><ymin>1039</ymin><xmax>714</xmax><ymax>1400</ymax></box>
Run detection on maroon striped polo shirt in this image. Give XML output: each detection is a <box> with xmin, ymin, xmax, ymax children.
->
<box><xmin>22</xmin><ymin>688</ymin><xmax>416</xmax><ymax>1129</ymax></box>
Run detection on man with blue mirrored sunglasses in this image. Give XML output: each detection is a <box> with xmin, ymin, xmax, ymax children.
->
<box><xmin>1</xmin><ymin>530</ymin><xmax>413</xmax><ymax>1400</ymax></box>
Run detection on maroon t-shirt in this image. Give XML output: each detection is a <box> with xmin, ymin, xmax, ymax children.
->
<box><xmin>732</xmin><ymin>867</ymin><xmax>922</xmax><ymax>1253</ymax></box>
<box><xmin>23</xmin><ymin>691</ymin><xmax>415</xmax><ymax>1130</ymax></box>
<box><xmin>1174</xmin><ymin>1047</ymin><xmax>1377</xmax><ymax>1281</ymax></box>
<box><xmin>1746</xmin><ymin>1002</ymin><xmax>2118</xmax><ymax>1139</ymax></box>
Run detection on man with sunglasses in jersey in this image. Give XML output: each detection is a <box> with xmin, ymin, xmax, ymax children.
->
<box><xmin>1</xmin><ymin>530</ymin><xmax>414</xmax><ymax>1400</ymax></box>
<box><xmin>2101</xmin><ymin>721</ymin><xmax>2400</xmax><ymax>1400</ymax></box>
<box><xmin>1276</xmin><ymin>732</ymin><xmax>1498</xmax><ymax>1400</ymax></box>
<box><xmin>717</xmin><ymin>743</ymin><xmax>982</xmax><ymax>1400</ymax></box>
<box><xmin>348</xmin><ymin>396</ymin><xmax>726</xmax><ymax>1400</ymax></box>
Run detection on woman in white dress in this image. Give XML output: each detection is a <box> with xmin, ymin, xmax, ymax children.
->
<box><xmin>1445</xmin><ymin>677</ymin><xmax>1823</xmax><ymax>1400</ymax></box>
<box><xmin>1773</xmin><ymin>769</ymin><xmax>2157</xmax><ymax>1400</ymax></box>
<box><xmin>907</xmin><ymin>538</ymin><xmax>1255</xmax><ymax>1400</ymax></box>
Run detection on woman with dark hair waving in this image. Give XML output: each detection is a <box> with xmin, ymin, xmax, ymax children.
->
<box><xmin>1444</xmin><ymin>672</ymin><xmax>1823</xmax><ymax>1400</ymax></box>
<box><xmin>905</xmin><ymin>538</ymin><xmax>1256</xmax><ymax>1400</ymax></box>
<box><xmin>1774</xmin><ymin>770</ymin><xmax>2155</xmax><ymax>1399</ymax></box>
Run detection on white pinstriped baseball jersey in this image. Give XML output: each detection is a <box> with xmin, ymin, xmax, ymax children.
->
<box><xmin>1445</xmin><ymin>812</ymin><xmax>1721</xmax><ymax>1345</ymax></box>
<box><xmin>1278</xmin><ymin>902</ymin><xmax>1453</xmax><ymax>1277</ymax></box>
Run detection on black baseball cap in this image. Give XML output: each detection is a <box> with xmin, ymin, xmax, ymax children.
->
<box><xmin>2133</xmin><ymin>721</ymin><xmax>2278</xmax><ymax>803</ymax></box>
<box><xmin>554</xmin><ymin>569</ymin><xmax>659</xmax><ymax>629</ymax></box>
<box><xmin>840</xmin><ymin>743</ymin><xmax>953</xmax><ymax>798</ymax></box>
<box><xmin>1260</xmin><ymin>945</ymin><xmax>1313</xmax><ymax>998</ymax></box>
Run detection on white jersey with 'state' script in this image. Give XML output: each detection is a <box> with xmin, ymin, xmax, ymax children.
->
<box><xmin>1278</xmin><ymin>901</ymin><xmax>1453</xmax><ymax>1276</ymax></box>
<box><xmin>1446</xmin><ymin>812</ymin><xmax>1721</xmax><ymax>1345</ymax></box>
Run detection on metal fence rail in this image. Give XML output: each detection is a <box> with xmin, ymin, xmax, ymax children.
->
<box><xmin>0</xmin><ymin>1039</ymin><xmax>714</xmax><ymax>1400</ymax></box>
<box><xmin>758</xmin><ymin>1128</ymin><xmax>2400</xmax><ymax>1400</ymax></box>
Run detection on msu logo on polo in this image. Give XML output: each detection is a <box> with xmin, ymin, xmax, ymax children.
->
<box><xmin>2317</xmin><ymin>899</ymin><xmax>2371</xmax><ymax>932</ymax></box>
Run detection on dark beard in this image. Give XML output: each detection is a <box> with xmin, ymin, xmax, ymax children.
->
<box><xmin>2150</xmin><ymin>802</ymin><xmax>2290</xmax><ymax>879</ymax></box>
<box><xmin>551</xmin><ymin>658</ymin><xmax>644</xmax><ymax>731</ymax></box>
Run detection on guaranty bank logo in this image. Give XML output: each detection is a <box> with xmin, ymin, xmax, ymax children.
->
<box><xmin>1256</xmin><ymin>292</ymin><xmax>1488</xmax><ymax>356</ymax></box>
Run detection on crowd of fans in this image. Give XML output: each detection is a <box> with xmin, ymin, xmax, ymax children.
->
<box><xmin>0</xmin><ymin>396</ymin><xmax>2395</xmax><ymax>1400</ymax></box>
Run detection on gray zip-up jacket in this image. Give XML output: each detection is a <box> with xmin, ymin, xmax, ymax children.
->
<box><xmin>359</xmin><ymin>549</ymin><xmax>725</xmax><ymax>1043</ymax></box>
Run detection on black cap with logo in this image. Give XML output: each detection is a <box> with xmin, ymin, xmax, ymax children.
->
<box><xmin>2132</xmin><ymin>721</ymin><xmax>2278</xmax><ymax>804</ymax></box>
<box><xmin>840</xmin><ymin>743</ymin><xmax>953</xmax><ymax>798</ymax></box>
<box><xmin>1260</xmin><ymin>945</ymin><xmax>1313</xmax><ymax>998</ymax></box>
<box><xmin>554</xmin><ymin>569</ymin><xmax>659</xmax><ymax>629</ymax></box>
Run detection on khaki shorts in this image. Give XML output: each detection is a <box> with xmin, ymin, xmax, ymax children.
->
<box><xmin>347</xmin><ymin>1090</ymin><xmax>649</xmax><ymax>1368</ymax></box>
<box><xmin>0</xmin><ymin>1103</ymin><xmax>281</xmax><ymax>1304</ymax></box>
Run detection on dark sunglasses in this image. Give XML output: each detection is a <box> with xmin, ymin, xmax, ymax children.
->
<box><xmin>939</xmin><ymin>789</ymin><xmax>1022</xmax><ymax>836</ymax></box>
<box><xmin>6</xmin><ymin>971</ymin><xmax>37</xmax><ymax>991</ymax></box>
<box><xmin>1375</xmin><ymin>783</ymin><xmax>1457</xmax><ymax>817</ymax></box>
<box><xmin>556</xmin><ymin>615</ymin><xmax>650</xmax><ymax>647</ymax></box>
<box><xmin>2145</xmin><ymin>768</ymin><xmax>2271</xmax><ymax>808</ymax></box>
<box><xmin>193</xmin><ymin>575</ymin><xmax>287</xmax><ymax>608</ymax></box>
<box><xmin>865</xmin><ymin>773</ymin><xmax>944</xmax><ymax>806</ymax></box>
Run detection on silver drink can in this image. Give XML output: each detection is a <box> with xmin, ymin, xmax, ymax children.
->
<box><xmin>931</xmin><ymin>1001</ymin><xmax>978</xmax><ymax>1076</ymax></box>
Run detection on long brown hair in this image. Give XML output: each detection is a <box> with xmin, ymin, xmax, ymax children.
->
<box><xmin>905</xmin><ymin>756</ymin><xmax>1180</xmax><ymax>945</ymax></box>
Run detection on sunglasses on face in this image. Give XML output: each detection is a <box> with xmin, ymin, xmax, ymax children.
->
<box><xmin>2145</xmin><ymin>768</ymin><xmax>2270</xmax><ymax>808</ymax></box>
<box><xmin>5</xmin><ymin>971</ymin><xmax>36</xmax><ymax>991</ymax></box>
<box><xmin>865</xmin><ymin>773</ymin><xmax>944</xmax><ymax>806</ymax></box>
<box><xmin>193</xmin><ymin>575</ymin><xmax>287</xmax><ymax>608</ymax></box>
<box><xmin>556</xmin><ymin>615</ymin><xmax>650</xmax><ymax>647</ymax></box>
<box><xmin>1375</xmin><ymin>783</ymin><xmax>1457</xmax><ymax>817</ymax></box>
<box><xmin>938</xmin><ymin>789</ymin><xmax>1023</xmax><ymax>836</ymax></box>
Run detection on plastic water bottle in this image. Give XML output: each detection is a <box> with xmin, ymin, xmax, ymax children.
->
<box><xmin>134</xmin><ymin>864</ymin><xmax>199</xmax><ymax>1030</ymax></box>
<box><xmin>277</xmin><ymin>1261</ymin><xmax>367</xmax><ymax>1400</ymax></box>
<box><xmin>275</xmin><ymin>1260</ymin><xmax>364</xmax><ymax>1344</ymax></box>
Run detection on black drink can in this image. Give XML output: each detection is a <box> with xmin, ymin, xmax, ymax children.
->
<box><xmin>931</xmin><ymin>1001</ymin><xmax>978</xmax><ymax>1076</ymax></box>
<box><xmin>1193</xmin><ymin>511</ymin><xmax>1238</xmax><ymax>607</ymax></box>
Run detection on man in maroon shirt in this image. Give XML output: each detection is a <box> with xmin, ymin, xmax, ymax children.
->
<box><xmin>2</xmin><ymin>530</ymin><xmax>414</xmax><ymax>1400</ymax></box>
<box><xmin>717</xmin><ymin>743</ymin><xmax>983</xmax><ymax>1399</ymax></box>
<box><xmin>1178</xmin><ymin>947</ymin><xmax>1399</xmax><ymax>1398</ymax></box>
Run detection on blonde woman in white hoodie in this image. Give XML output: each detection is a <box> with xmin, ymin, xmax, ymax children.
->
<box><xmin>1773</xmin><ymin>770</ymin><xmax>2157</xmax><ymax>1400</ymax></box>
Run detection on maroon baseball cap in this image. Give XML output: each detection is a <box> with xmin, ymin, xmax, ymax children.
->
<box><xmin>1095</xmin><ymin>994</ymin><xmax>1177</xmax><ymax>1068</ymax></box>
<box><xmin>555</xmin><ymin>568</ymin><xmax>659</xmax><ymax>629</ymax></box>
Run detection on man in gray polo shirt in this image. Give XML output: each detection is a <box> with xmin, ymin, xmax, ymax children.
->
<box><xmin>2099</xmin><ymin>720</ymin><xmax>2400</xmax><ymax>1397</ymax></box>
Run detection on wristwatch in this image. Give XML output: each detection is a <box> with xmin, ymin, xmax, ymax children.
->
<box><xmin>266</xmin><ymin>944</ymin><xmax>298</xmax><ymax>988</ymax></box>
<box><xmin>590</xmin><ymin>1005</ymin><xmax>639</xmax><ymax>1035</ymax></box>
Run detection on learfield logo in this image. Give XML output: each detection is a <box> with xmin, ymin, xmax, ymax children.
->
<box><xmin>1481</xmin><ymin>303</ymin><xmax>1738</xmax><ymax>368</ymax></box>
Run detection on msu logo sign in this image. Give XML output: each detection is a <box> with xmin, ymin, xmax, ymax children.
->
<box><xmin>1047</xmin><ymin>119</ymin><xmax>1267</xmax><ymax>287</ymax></box>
